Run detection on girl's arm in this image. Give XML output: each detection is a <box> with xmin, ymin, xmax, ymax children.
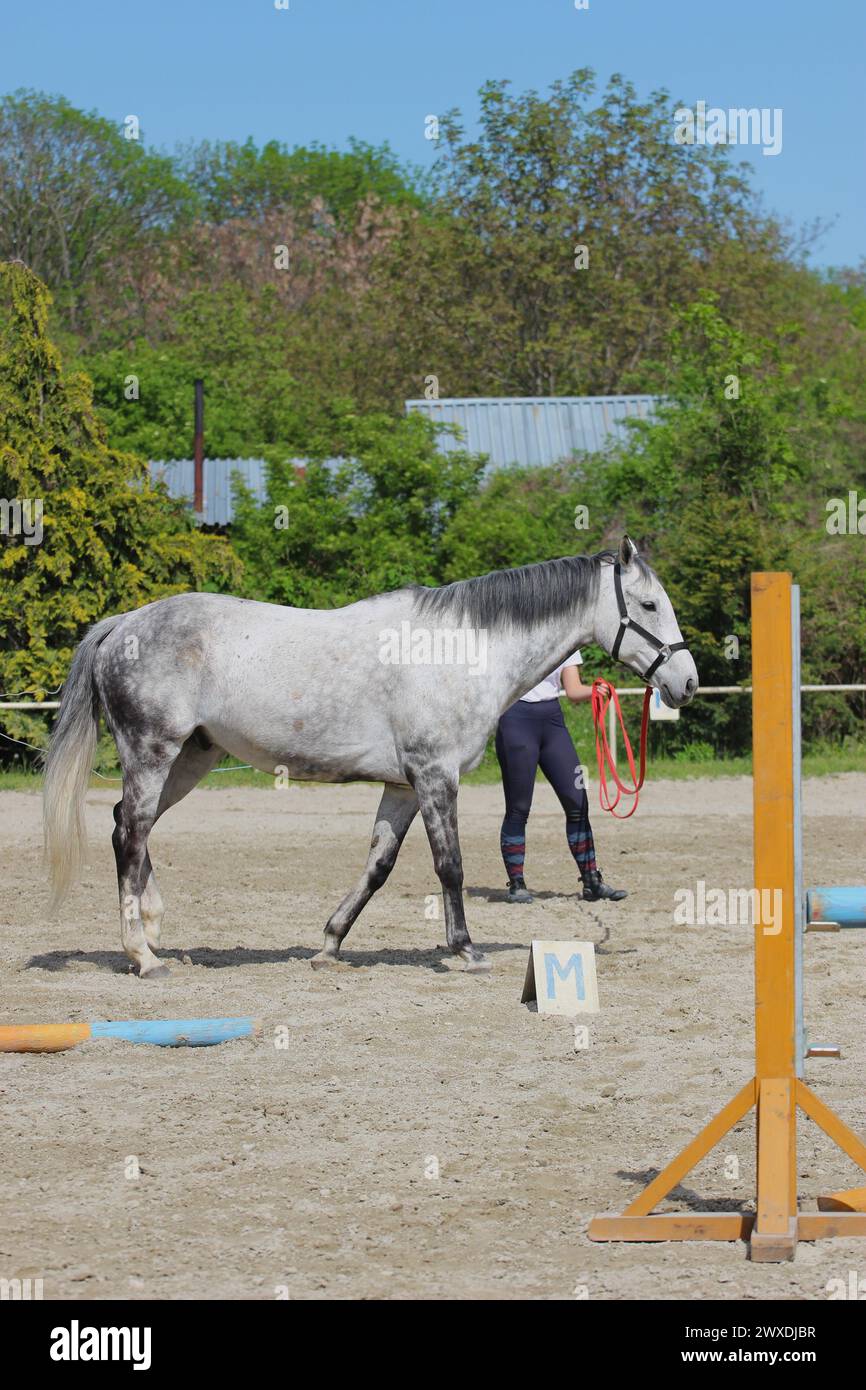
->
<box><xmin>561</xmin><ymin>665</ymin><xmax>596</xmax><ymax>704</ymax></box>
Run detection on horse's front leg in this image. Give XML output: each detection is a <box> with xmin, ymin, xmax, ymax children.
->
<box><xmin>411</xmin><ymin>762</ymin><xmax>490</xmax><ymax>973</ymax></box>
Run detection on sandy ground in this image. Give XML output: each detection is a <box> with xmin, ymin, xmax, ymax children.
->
<box><xmin>1</xmin><ymin>772</ymin><xmax>865</xmax><ymax>1302</ymax></box>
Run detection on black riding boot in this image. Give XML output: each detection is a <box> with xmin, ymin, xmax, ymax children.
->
<box><xmin>506</xmin><ymin>876</ymin><xmax>533</xmax><ymax>903</ymax></box>
<box><xmin>581</xmin><ymin>869</ymin><xmax>627</xmax><ymax>902</ymax></box>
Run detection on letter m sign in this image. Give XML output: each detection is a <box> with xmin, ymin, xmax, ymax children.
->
<box><xmin>521</xmin><ymin>941</ymin><xmax>600</xmax><ymax>1016</ymax></box>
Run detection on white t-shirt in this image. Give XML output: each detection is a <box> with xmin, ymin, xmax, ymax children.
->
<box><xmin>520</xmin><ymin>650</ymin><xmax>583</xmax><ymax>702</ymax></box>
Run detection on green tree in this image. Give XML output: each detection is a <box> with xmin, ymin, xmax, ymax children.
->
<box><xmin>229</xmin><ymin>407</ymin><xmax>485</xmax><ymax>606</ymax></box>
<box><xmin>80</xmin><ymin>285</ymin><xmax>312</xmax><ymax>463</ymax></box>
<box><xmin>179</xmin><ymin>136</ymin><xmax>428</xmax><ymax>224</ymax></box>
<box><xmin>599</xmin><ymin>297</ymin><xmax>865</xmax><ymax>753</ymax></box>
<box><xmin>353</xmin><ymin>70</ymin><xmax>786</xmax><ymax>405</ymax></box>
<box><xmin>0</xmin><ymin>262</ymin><xmax>239</xmax><ymax>764</ymax></box>
<box><xmin>439</xmin><ymin>460</ymin><xmax>603</xmax><ymax>578</ymax></box>
<box><xmin>0</xmin><ymin>90</ymin><xmax>191</xmax><ymax>334</ymax></box>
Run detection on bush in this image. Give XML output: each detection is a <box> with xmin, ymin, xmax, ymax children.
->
<box><xmin>0</xmin><ymin>262</ymin><xmax>239</xmax><ymax>766</ymax></box>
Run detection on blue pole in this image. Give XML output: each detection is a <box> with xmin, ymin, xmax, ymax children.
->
<box><xmin>90</xmin><ymin>1017</ymin><xmax>261</xmax><ymax>1047</ymax></box>
<box><xmin>806</xmin><ymin>888</ymin><xmax>866</xmax><ymax>929</ymax></box>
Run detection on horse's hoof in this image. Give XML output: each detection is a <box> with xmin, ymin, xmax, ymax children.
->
<box><xmin>310</xmin><ymin>950</ymin><xmax>344</xmax><ymax>971</ymax></box>
<box><xmin>461</xmin><ymin>953</ymin><xmax>492</xmax><ymax>974</ymax></box>
<box><xmin>139</xmin><ymin>963</ymin><xmax>170</xmax><ymax>980</ymax></box>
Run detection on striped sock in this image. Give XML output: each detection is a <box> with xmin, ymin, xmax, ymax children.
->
<box><xmin>500</xmin><ymin>832</ymin><xmax>526</xmax><ymax>881</ymax></box>
<box><xmin>566</xmin><ymin>824</ymin><xmax>597</xmax><ymax>877</ymax></box>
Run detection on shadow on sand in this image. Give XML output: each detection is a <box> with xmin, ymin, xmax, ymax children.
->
<box><xmin>24</xmin><ymin>938</ymin><xmax>529</xmax><ymax>976</ymax></box>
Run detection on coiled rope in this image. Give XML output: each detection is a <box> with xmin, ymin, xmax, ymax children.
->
<box><xmin>591</xmin><ymin>677</ymin><xmax>651</xmax><ymax>819</ymax></box>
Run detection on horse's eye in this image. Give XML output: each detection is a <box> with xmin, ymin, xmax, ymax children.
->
<box><xmin>641</xmin><ymin>601</ymin><xmax>657</xmax><ymax>612</ymax></box>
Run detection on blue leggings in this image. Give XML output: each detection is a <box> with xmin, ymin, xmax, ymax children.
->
<box><xmin>495</xmin><ymin>698</ymin><xmax>597</xmax><ymax>881</ymax></box>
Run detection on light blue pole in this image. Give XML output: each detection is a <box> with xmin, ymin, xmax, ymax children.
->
<box><xmin>90</xmin><ymin>1017</ymin><xmax>260</xmax><ymax>1046</ymax></box>
<box><xmin>806</xmin><ymin>888</ymin><xmax>866</xmax><ymax>930</ymax></box>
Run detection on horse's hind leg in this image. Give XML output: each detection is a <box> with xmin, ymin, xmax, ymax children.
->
<box><xmin>113</xmin><ymin>762</ymin><xmax>179</xmax><ymax>978</ymax></box>
<box><xmin>311</xmin><ymin>782</ymin><xmax>419</xmax><ymax>967</ymax></box>
<box><xmin>139</xmin><ymin>852</ymin><xmax>165</xmax><ymax>952</ymax></box>
<box><xmin>139</xmin><ymin>738</ymin><xmax>222</xmax><ymax>951</ymax></box>
<box><xmin>114</xmin><ymin>736</ymin><xmax>221</xmax><ymax>975</ymax></box>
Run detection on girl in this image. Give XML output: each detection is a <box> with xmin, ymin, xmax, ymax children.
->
<box><xmin>495</xmin><ymin>650</ymin><xmax>627</xmax><ymax>904</ymax></box>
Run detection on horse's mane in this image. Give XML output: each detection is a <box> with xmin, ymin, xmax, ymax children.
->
<box><xmin>411</xmin><ymin>550</ymin><xmax>657</xmax><ymax>632</ymax></box>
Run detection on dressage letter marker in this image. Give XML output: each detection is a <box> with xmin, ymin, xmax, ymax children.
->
<box><xmin>649</xmin><ymin>687</ymin><xmax>680</xmax><ymax>722</ymax></box>
<box><xmin>521</xmin><ymin>941</ymin><xmax>599</xmax><ymax>1016</ymax></box>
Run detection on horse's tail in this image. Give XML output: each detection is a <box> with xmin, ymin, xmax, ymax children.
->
<box><xmin>43</xmin><ymin>615</ymin><xmax>121</xmax><ymax>910</ymax></box>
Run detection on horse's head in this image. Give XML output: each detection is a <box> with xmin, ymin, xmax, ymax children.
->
<box><xmin>595</xmin><ymin>536</ymin><xmax>698</xmax><ymax>709</ymax></box>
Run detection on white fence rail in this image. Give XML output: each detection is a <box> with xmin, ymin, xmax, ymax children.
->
<box><xmin>606</xmin><ymin>684</ymin><xmax>866</xmax><ymax>765</ymax></box>
<box><xmin>2</xmin><ymin>684</ymin><xmax>865</xmax><ymax>769</ymax></box>
<box><xmin>1</xmin><ymin>702</ymin><xmax>62</xmax><ymax>710</ymax></box>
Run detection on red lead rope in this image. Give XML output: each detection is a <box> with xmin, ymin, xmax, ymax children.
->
<box><xmin>590</xmin><ymin>678</ymin><xmax>652</xmax><ymax>819</ymax></box>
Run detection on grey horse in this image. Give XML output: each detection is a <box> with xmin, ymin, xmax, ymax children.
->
<box><xmin>43</xmin><ymin>536</ymin><xmax>697</xmax><ymax>977</ymax></box>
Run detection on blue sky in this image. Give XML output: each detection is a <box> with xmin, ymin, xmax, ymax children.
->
<box><xmin>2</xmin><ymin>0</ymin><xmax>863</xmax><ymax>268</ymax></box>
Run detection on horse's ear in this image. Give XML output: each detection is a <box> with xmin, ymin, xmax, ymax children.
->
<box><xmin>618</xmin><ymin>534</ymin><xmax>639</xmax><ymax>566</ymax></box>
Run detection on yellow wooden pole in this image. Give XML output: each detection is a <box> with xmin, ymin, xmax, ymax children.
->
<box><xmin>750</xmin><ymin>573</ymin><xmax>798</xmax><ymax>1257</ymax></box>
<box><xmin>751</xmin><ymin>573</ymin><xmax>797</xmax><ymax>1080</ymax></box>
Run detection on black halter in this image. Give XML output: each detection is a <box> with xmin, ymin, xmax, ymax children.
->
<box><xmin>610</xmin><ymin>562</ymin><xmax>688</xmax><ymax>681</ymax></box>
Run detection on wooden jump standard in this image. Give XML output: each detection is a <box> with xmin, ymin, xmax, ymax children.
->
<box><xmin>589</xmin><ymin>572</ymin><xmax>866</xmax><ymax>1261</ymax></box>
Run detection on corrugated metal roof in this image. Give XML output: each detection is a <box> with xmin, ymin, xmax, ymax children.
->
<box><xmin>405</xmin><ymin>395</ymin><xmax>658</xmax><ymax>468</ymax></box>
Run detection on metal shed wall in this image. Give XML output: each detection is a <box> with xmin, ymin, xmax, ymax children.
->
<box><xmin>149</xmin><ymin>396</ymin><xmax>660</xmax><ymax>522</ymax></box>
<box><xmin>149</xmin><ymin>458</ymin><xmax>270</xmax><ymax>527</ymax></box>
<box><xmin>405</xmin><ymin>395</ymin><xmax>658</xmax><ymax>468</ymax></box>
